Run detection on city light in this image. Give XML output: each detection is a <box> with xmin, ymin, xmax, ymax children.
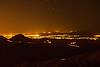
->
<box><xmin>48</xmin><ymin>32</ymin><xmax>51</xmax><ymax>34</ymax></box>
<box><xmin>94</xmin><ymin>35</ymin><xmax>100</xmax><ymax>37</ymax></box>
<box><xmin>3</xmin><ymin>34</ymin><xmax>15</xmax><ymax>39</ymax></box>
<box><xmin>68</xmin><ymin>42</ymin><xmax>80</xmax><ymax>48</ymax></box>
<box><xmin>0</xmin><ymin>33</ymin><xmax>99</xmax><ymax>40</ymax></box>
<box><xmin>43</xmin><ymin>32</ymin><xmax>47</xmax><ymax>34</ymax></box>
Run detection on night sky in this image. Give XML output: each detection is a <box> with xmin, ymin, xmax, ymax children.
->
<box><xmin>0</xmin><ymin>0</ymin><xmax>99</xmax><ymax>33</ymax></box>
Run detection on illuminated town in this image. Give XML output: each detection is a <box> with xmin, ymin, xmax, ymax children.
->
<box><xmin>1</xmin><ymin>32</ymin><xmax>99</xmax><ymax>40</ymax></box>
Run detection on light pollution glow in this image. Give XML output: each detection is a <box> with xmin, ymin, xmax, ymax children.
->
<box><xmin>0</xmin><ymin>0</ymin><xmax>99</xmax><ymax>33</ymax></box>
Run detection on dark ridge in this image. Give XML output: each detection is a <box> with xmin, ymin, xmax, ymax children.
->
<box><xmin>10</xmin><ymin>34</ymin><xmax>32</xmax><ymax>42</ymax></box>
<box><xmin>0</xmin><ymin>36</ymin><xmax>9</xmax><ymax>47</ymax></box>
<box><xmin>0</xmin><ymin>34</ymin><xmax>99</xmax><ymax>67</ymax></box>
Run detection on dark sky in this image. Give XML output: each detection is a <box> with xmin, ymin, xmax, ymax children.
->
<box><xmin>0</xmin><ymin>0</ymin><xmax>99</xmax><ymax>33</ymax></box>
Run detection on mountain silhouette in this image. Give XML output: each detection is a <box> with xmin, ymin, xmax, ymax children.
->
<box><xmin>10</xmin><ymin>34</ymin><xmax>32</xmax><ymax>43</ymax></box>
<box><xmin>0</xmin><ymin>36</ymin><xmax>9</xmax><ymax>47</ymax></box>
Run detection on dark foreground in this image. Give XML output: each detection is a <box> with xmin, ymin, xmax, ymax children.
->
<box><xmin>0</xmin><ymin>38</ymin><xmax>100</xmax><ymax>67</ymax></box>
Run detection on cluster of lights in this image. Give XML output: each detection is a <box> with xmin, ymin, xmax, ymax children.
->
<box><xmin>3</xmin><ymin>34</ymin><xmax>15</xmax><ymax>39</ymax></box>
<box><xmin>0</xmin><ymin>33</ymin><xmax>99</xmax><ymax>40</ymax></box>
<box><xmin>43</xmin><ymin>40</ymin><xmax>52</xmax><ymax>44</ymax></box>
<box><xmin>94</xmin><ymin>35</ymin><xmax>100</xmax><ymax>38</ymax></box>
<box><xmin>1</xmin><ymin>34</ymin><xmax>40</xmax><ymax>39</ymax></box>
<box><xmin>68</xmin><ymin>42</ymin><xmax>80</xmax><ymax>48</ymax></box>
